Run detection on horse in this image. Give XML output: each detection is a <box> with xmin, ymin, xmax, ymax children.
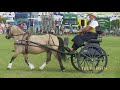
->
<box><xmin>5</xmin><ymin>25</ymin><xmax>66</xmax><ymax>71</ymax></box>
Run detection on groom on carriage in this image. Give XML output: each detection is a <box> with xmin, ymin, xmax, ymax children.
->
<box><xmin>71</xmin><ymin>12</ymin><xmax>99</xmax><ymax>52</ymax></box>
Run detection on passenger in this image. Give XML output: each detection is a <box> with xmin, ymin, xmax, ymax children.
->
<box><xmin>71</xmin><ymin>12</ymin><xmax>99</xmax><ymax>51</ymax></box>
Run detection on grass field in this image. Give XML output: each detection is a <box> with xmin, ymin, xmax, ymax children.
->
<box><xmin>0</xmin><ymin>34</ymin><xmax>120</xmax><ymax>78</ymax></box>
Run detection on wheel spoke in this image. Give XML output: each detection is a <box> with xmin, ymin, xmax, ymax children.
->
<box><xmin>81</xmin><ymin>52</ymin><xmax>92</xmax><ymax>60</ymax></box>
<box><xmin>85</xmin><ymin>60</ymin><xmax>91</xmax><ymax>71</ymax></box>
<box><xmin>80</xmin><ymin>60</ymin><xmax>85</xmax><ymax>66</ymax></box>
<box><xmin>93</xmin><ymin>48</ymin><xmax>97</xmax><ymax>58</ymax></box>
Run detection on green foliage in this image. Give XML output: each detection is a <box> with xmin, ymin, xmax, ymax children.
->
<box><xmin>96</xmin><ymin>17</ymin><xmax>111</xmax><ymax>30</ymax></box>
<box><xmin>110</xmin><ymin>19</ymin><xmax>120</xmax><ymax>29</ymax></box>
<box><xmin>0</xmin><ymin>17</ymin><xmax>7</xmax><ymax>23</ymax></box>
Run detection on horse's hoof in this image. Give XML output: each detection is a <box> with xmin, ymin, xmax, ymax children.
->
<box><xmin>39</xmin><ymin>67</ymin><xmax>44</xmax><ymax>70</ymax></box>
<box><xmin>7</xmin><ymin>68</ymin><xmax>11</xmax><ymax>70</ymax></box>
<box><xmin>39</xmin><ymin>68</ymin><xmax>42</xmax><ymax>70</ymax></box>
<box><xmin>29</xmin><ymin>63</ymin><xmax>35</xmax><ymax>70</ymax></box>
<box><xmin>11</xmin><ymin>50</ymin><xmax>15</xmax><ymax>52</ymax></box>
<box><xmin>63</xmin><ymin>69</ymin><xmax>65</xmax><ymax>72</ymax></box>
<box><xmin>61</xmin><ymin>69</ymin><xmax>65</xmax><ymax>72</ymax></box>
<box><xmin>30</xmin><ymin>67</ymin><xmax>35</xmax><ymax>70</ymax></box>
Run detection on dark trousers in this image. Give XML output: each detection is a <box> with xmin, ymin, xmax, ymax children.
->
<box><xmin>72</xmin><ymin>32</ymin><xmax>97</xmax><ymax>50</ymax></box>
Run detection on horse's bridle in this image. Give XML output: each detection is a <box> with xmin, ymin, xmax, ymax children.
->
<box><xmin>6</xmin><ymin>26</ymin><xmax>27</xmax><ymax>39</ymax></box>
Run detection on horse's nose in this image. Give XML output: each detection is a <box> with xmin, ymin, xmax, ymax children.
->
<box><xmin>5</xmin><ymin>35</ymin><xmax>8</xmax><ymax>39</ymax></box>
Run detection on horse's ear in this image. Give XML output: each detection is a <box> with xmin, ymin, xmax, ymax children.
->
<box><xmin>8</xmin><ymin>24</ymin><xmax>13</xmax><ymax>29</ymax></box>
<box><xmin>6</xmin><ymin>25</ymin><xmax>11</xmax><ymax>30</ymax></box>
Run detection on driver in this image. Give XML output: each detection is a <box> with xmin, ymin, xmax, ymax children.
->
<box><xmin>71</xmin><ymin>12</ymin><xmax>99</xmax><ymax>51</ymax></box>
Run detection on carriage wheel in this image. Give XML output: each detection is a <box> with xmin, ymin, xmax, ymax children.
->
<box><xmin>71</xmin><ymin>53</ymin><xmax>81</xmax><ymax>71</ymax></box>
<box><xmin>77</xmin><ymin>45</ymin><xmax>108</xmax><ymax>73</ymax></box>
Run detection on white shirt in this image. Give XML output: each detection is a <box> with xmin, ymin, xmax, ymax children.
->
<box><xmin>89</xmin><ymin>19</ymin><xmax>99</xmax><ymax>28</ymax></box>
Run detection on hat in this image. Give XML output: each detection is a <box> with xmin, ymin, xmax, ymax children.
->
<box><xmin>88</xmin><ymin>12</ymin><xmax>97</xmax><ymax>17</ymax></box>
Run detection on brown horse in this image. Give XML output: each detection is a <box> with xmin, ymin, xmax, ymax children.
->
<box><xmin>5</xmin><ymin>25</ymin><xmax>66</xmax><ymax>71</ymax></box>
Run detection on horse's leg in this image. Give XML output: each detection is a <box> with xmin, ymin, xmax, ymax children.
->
<box><xmin>39</xmin><ymin>51</ymin><xmax>52</xmax><ymax>70</ymax></box>
<box><xmin>23</xmin><ymin>54</ymin><xmax>35</xmax><ymax>70</ymax></box>
<box><xmin>53</xmin><ymin>52</ymin><xmax>65</xmax><ymax>72</ymax></box>
<box><xmin>7</xmin><ymin>51</ymin><xmax>20</xmax><ymax>70</ymax></box>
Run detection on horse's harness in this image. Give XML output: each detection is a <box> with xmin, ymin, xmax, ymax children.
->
<box><xmin>14</xmin><ymin>32</ymin><xmax>56</xmax><ymax>54</ymax></box>
<box><xmin>13</xmin><ymin>31</ymin><xmax>31</xmax><ymax>54</ymax></box>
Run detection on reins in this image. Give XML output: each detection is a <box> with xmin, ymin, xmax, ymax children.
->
<box><xmin>12</xmin><ymin>34</ymin><xmax>24</xmax><ymax>36</ymax></box>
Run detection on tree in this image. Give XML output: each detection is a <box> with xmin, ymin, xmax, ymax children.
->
<box><xmin>0</xmin><ymin>16</ymin><xmax>7</xmax><ymax>23</ymax></box>
<box><xmin>111</xmin><ymin>19</ymin><xmax>120</xmax><ymax>29</ymax></box>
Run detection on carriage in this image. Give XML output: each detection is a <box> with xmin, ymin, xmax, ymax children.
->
<box><xmin>5</xmin><ymin>25</ymin><xmax>108</xmax><ymax>73</ymax></box>
<box><xmin>69</xmin><ymin>31</ymin><xmax>108</xmax><ymax>73</ymax></box>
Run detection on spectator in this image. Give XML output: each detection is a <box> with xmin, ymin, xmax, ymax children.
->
<box><xmin>18</xmin><ymin>22</ymin><xmax>24</xmax><ymax>30</ymax></box>
<box><xmin>0</xmin><ymin>23</ymin><xmax>3</xmax><ymax>34</ymax></box>
<box><xmin>23</xmin><ymin>23</ymin><xmax>28</xmax><ymax>32</ymax></box>
<box><xmin>69</xmin><ymin>24</ymin><xmax>73</xmax><ymax>33</ymax></box>
<box><xmin>78</xmin><ymin>25</ymin><xmax>81</xmax><ymax>30</ymax></box>
<box><xmin>1</xmin><ymin>22</ymin><xmax>5</xmax><ymax>34</ymax></box>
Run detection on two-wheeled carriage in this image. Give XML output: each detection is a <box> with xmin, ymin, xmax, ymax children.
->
<box><xmin>69</xmin><ymin>31</ymin><xmax>108</xmax><ymax>73</ymax></box>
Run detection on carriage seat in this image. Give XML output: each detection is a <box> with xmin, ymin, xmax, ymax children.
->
<box><xmin>88</xmin><ymin>39</ymin><xmax>101</xmax><ymax>43</ymax></box>
<box><xmin>96</xmin><ymin>30</ymin><xmax>103</xmax><ymax>35</ymax></box>
<box><xmin>87</xmin><ymin>30</ymin><xmax>103</xmax><ymax>43</ymax></box>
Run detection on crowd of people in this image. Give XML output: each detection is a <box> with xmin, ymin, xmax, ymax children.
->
<box><xmin>0</xmin><ymin>22</ymin><xmax>28</xmax><ymax>34</ymax></box>
<box><xmin>18</xmin><ymin>22</ymin><xmax>28</xmax><ymax>32</ymax></box>
<box><xmin>0</xmin><ymin>22</ymin><xmax>9</xmax><ymax>34</ymax></box>
<box><xmin>0</xmin><ymin>17</ymin><xmax>84</xmax><ymax>35</ymax></box>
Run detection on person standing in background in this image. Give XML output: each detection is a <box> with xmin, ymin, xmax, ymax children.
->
<box><xmin>1</xmin><ymin>22</ymin><xmax>5</xmax><ymax>34</ymax></box>
<box><xmin>0</xmin><ymin>23</ymin><xmax>3</xmax><ymax>34</ymax></box>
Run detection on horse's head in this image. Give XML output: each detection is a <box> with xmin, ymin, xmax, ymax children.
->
<box><xmin>5</xmin><ymin>25</ymin><xmax>25</xmax><ymax>39</ymax></box>
<box><xmin>5</xmin><ymin>24</ymin><xmax>13</xmax><ymax>39</ymax></box>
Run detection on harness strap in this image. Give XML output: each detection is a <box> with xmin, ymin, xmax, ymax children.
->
<box><xmin>25</xmin><ymin>32</ymin><xmax>31</xmax><ymax>54</ymax></box>
<box><xmin>13</xmin><ymin>34</ymin><xmax>24</xmax><ymax>36</ymax></box>
<box><xmin>14</xmin><ymin>32</ymin><xmax>31</xmax><ymax>54</ymax></box>
<box><xmin>48</xmin><ymin>34</ymin><xmax>56</xmax><ymax>45</ymax></box>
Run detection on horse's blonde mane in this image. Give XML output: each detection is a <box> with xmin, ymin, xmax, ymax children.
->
<box><xmin>12</xmin><ymin>25</ymin><xmax>21</xmax><ymax>30</ymax></box>
<box><xmin>11</xmin><ymin>25</ymin><xmax>24</xmax><ymax>33</ymax></box>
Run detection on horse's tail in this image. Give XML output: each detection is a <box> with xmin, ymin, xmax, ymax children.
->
<box><xmin>57</xmin><ymin>36</ymin><xmax>66</xmax><ymax>61</ymax></box>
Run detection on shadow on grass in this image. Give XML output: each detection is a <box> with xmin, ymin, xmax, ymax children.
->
<box><xmin>1</xmin><ymin>67</ymin><xmax>80</xmax><ymax>73</ymax></box>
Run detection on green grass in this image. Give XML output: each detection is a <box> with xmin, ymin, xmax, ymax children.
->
<box><xmin>0</xmin><ymin>34</ymin><xmax>120</xmax><ymax>78</ymax></box>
